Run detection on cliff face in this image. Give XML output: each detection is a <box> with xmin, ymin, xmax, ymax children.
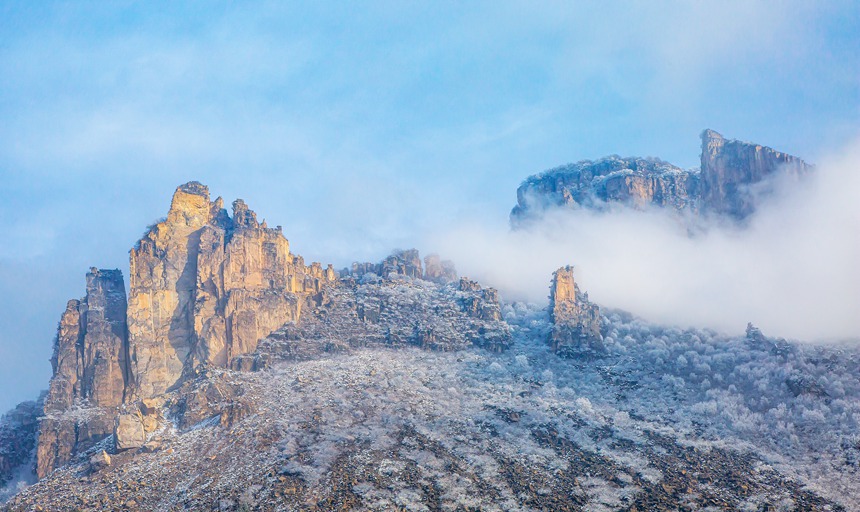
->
<box><xmin>27</xmin><ymin>183</ymin><xmax>504</xmax><ymax>481</ymax></box>
<box><xmin>510</xmin><ymin>130</ymin><xmax>811</xmax><ymax>225</ymax></box>
<box><xmin>699</xmin><ymin>129</ymin><xmax>813</xmax><ymax>219</ymax></box>
<box><xmin>33</xmin><ymin>182</ymin><xmax>339</xmax><ymax>478</ymax></box>
<box><xmin>511</xmin><ymin>156</ymin><xmax>698</xmax><ymax>225</ymax></box>
<box><xmin>36</xmin><ymin>269</ymin><xmax>128</xmax><ymax>478</ymax></box>
<box><xmin>548</xmin><ymin>266</ymin><xmax>602</xmax><ymax>354</ymax></box>
<box><xmin>127</xmin><ymin>183</ymin><xmax>336</xmax><ymax>398</ymax></box>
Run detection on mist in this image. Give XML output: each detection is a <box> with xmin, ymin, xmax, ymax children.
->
<box><xmin>426</xmin><ymin>138</ymin><xmax>860</xmax><ymax>342</ymax></box>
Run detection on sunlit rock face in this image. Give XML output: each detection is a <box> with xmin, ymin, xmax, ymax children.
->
<box><xmin>548</xmin><ymin>266</ymin><xmax>602</xmax><ymax>354</ymax></box>
<box><xmin>127</xmin><ymin>182</ymin><xmax>337</xmax><ymax>398</ymax></box>
<box><xmin>510</xmin><ymin>129</ymin><xmax>812</xmax><ymax>226</ymax></box>
<box><xmin>36</xmin><ymin>268</ymin><xmax>129</xmax><ymax>478</ymax></box>
<box><xmin>29</xmin><ymin>183</ymin><xmax>504</xmax><ymax>482</ymax></box>
<box><xmin>31</xmin><ymin>182</ymin><xmax>339</xmax><ymax>479</ymax></box>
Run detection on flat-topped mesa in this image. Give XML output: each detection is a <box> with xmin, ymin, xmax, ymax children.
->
<box><xmin>510</xmin><ymin>129</ymin><xmax>812</xmax><ymax>226</ymax></box>
<box><xmin>37</xmin><ymin>268</ymin><xmax>129</xmax><ymax>478</ymax></box>
<box><xmin>127</xmin><ymin>182</ymin><xmax>337</xmax><ymax>399</ymax></box>
<box><xmin>699</xmin><ymin>129</ymin><xmax>813</xmax><ymax>219</ymax></box>
<box><xmin>548</xmin><ymin>266</ymin><xmax>602</xmax><ymax>355</ymax></box>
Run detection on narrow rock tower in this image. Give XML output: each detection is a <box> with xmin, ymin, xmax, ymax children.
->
<box><xmin>548</xmin><ymin>266</ymin><xmax>602</xmax><ymax>354</ymax></box>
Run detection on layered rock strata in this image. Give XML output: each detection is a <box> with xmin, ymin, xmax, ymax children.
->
<box><xmin>511</xmin><ymin>130</ymin><xmax>812</xmax><ymax>225</ymax></box>
<box><xmin>548</xmin><ymin>266</ymin><xmax>602</xmax><ymax>354</ymax></box>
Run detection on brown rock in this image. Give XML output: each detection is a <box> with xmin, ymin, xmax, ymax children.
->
<box><xmin>139</xmin><ymin>397</ymin><xmax>161</xmax><ymax>416</ymax></box>
<box><xmin>114</xmin><ymin>413</ymin><xmax>145</xmax><ymax>451</ymax></box>
<box><xmin>127</xmin><ymin>182</ymin><xmax>337</xmax><ymax>398</ymax></box>
<box><xmin>90</xmin><ymin>450</ymin><xmax>111</xmax><ymax>471</ymax></box>
<box><xmin>548</xmin><ymin>266</ymin><xmax>602</xmax><ymax>354</ymax></box>
<box><xmin>37</xmin><ymin>269</ymin><xmax>129</xmax><ymax>478</ymax></box>
<box><xmin>141</xmin><ymin>415</ymin><xmax>158</xmax><ymax>433</ymax></box>
<box><xmin>423</xmin><ymin>254</ymin><xmax>457</xmax><ymax>283</ymax></box>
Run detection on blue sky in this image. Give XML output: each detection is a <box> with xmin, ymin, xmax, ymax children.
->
<box><xmin>0</xmin><ymin>1</ymin><xmax>858</xmax><ymax>412</ymax></box>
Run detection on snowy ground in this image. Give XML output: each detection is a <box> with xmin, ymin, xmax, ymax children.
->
<box><xmin>5</xmin><ymin>301</ymin><xmax>857</xmax><ymax>511</ymax></box>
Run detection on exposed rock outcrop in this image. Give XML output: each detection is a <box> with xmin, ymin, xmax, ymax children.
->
<box><xmin>699</xmin><ymin>129</ymin><xmax>813</xmax><ymax>219</ymax></box>
<box><xmin>24</xmin><ymin>183</ymin><xmax>512</xmax><ymax>487</ymax></box>
<box><xmin>33</xmin><ymin>182</ymin><xmax>338</xmax><ymax>479</ymax></box>
<box><xmin>127</xmin><ymin>182</ymin><xmax>337</xmax><ymax>399</ymax></box>
<box><xmin>511</xmin><ymin>156</ymin><xmax>698</xmax><ymax>225</ymax></box>
<box><xmin>113</xmin><ymin>414</ymin><xmax>145</xmax><ymax>451</ymax></box>
<box><xmin>548</xmin><ymin>266</ymin><xmax>602</xmax><ymax>354</ymax></box>
<box><xmin>36</xmin><ymin>268</ymin><xmax>128</xmax><ymax>478</ymax></box>
<box><xmin>348</xmin><ymin>249</ymin><xmax>425</xmax><ymax>280</ymax></box>
<box><xmin>511</xmin><ymin>130</ymin><xmax>811</xmax><ymax>225</ymax></box>
<box><xmin>263</xmin><ymin>249</ymin><xmax>511</xmax><ymax>357</ymax></box>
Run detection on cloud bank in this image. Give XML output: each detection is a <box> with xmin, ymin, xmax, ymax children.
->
<box><xmin>427</xmin><ymin>138</ymin><xmax>860</xmax><ymax>342</ymax></box>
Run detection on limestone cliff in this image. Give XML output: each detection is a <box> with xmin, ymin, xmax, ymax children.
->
<box><xmin>127</xmin><ymin>182</ymin><xmax>336</xmax><ymax>398</ymax></box>
<box><xmin>699</xmin><ymin>129</ymin><xmax>813</xmax><ymax>219</ymax></box>
<box><xmin>27</xmin><ymin>183</ymin><xmax>506</xmax><ymax>483</ymax></box>
<box><xmin>548</xmin><ymin>266</ymin><xmax>602</xmax><ymax>354</ymax></box>
<box><xmin>36</xmin><ymin>268</ymin><xmax>128</xmax><ymax>478</ymax></box>
<box><xmin>34</xmin><ymin>182</ymin><xmax>338</xmax><ymax>479</ymax></box>
<box><xmin>511</xmin><ymin>130</ymin><xmax>811</xmax><ymax>225</ymax></box>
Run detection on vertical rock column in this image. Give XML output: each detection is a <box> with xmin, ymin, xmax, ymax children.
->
<box><xmin>36</xmin><ymin>269</ymin><xmax>129</xmax><ymax>478</ymax></box>
<box><xmin>127</xmin><ymin>182</ymin><xmax>224</xmax><ymax>398</ymax></box>
<box><xmin>548</xmin><ymin>266</ymin><xmax>602</xmax><ymax>354</ymax></box>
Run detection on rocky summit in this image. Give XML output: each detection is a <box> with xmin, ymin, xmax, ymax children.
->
<box><xmin>510</xmin><ymin>129</ymin><xmax>813</xmax><ymax>226</ymax></box>
<box><xmin>1</xmin><ymin>181</ymin><xmax>858</xmax><ymax>511</ymax></box>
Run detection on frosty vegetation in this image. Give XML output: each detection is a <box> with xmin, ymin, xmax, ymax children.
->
<box><xmin>6</xmin><ymin>281</ymin><xmax>857</xmax><ymax>510</ymax></box>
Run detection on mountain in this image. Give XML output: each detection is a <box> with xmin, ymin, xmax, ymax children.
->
<box><xmin>2</xmin><ymin>181</ymin><xmax>858</xmax><ymax>511</ymax></box>
<box><xmin>511</xmin><ymin>130</ymin><xmax>813</xmax><ymax>226</ymax></box>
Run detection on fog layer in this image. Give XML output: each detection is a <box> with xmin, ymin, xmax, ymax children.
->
<box><xmin>428</xmin><ymin>139</ymin><xmax>860</xmax><ymax>341</ymax></box>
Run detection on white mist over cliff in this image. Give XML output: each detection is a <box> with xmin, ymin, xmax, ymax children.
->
<box><xmin>428</xmin><ymin>138</ymin><xmax>860</xmax><ymax>342</ymax></box>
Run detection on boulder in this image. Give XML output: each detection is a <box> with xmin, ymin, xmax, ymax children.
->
<box><xmin>89</xmin><ymin>450</ymin><xmax>111</xmax><ymax>472</ymax></box>
<box><xmin>114</xmin><ymin>414</ymin><xmax>145</xmax><ymax>451</ymax></box>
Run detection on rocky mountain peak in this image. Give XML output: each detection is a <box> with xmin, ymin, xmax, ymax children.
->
<box><xmin>166</xmin><ymin>181</ymin><xmax>216</xmax><ymax>229</ymax></box>
<box><xmin>231</xmin><ymin>198</ymin><xmax>259</xmax><ymax>229</ymax></box>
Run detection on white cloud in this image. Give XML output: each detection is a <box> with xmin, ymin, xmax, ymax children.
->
<box><xmin>426</xmin><ymin>137</ymin><xmax>860</xmax><ymax>342</ymax></box>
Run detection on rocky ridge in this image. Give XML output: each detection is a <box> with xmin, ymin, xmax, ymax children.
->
<box><xmin>1</xmin><ymin>180</ymin><xmax>856</xmax><ymax>510</ymax></box>
<box><xmin>6</xmin><ymin>182</ymin><xmax>512</xmax><ymax>486</ymax></box>
<box><xmin>511</xmin><ymin>129</ymin><xmax>813</xmax><ymax>225</ymax></box>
